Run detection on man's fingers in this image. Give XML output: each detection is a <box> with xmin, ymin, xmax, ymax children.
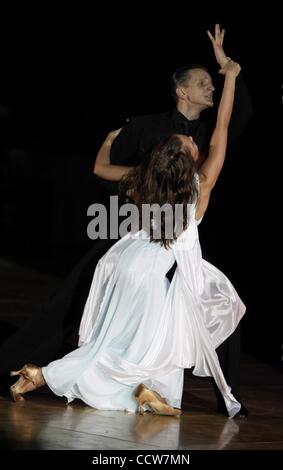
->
<box><xmin>209</xmin><ymin>24</ymin><xmax>224</xmax><ymax>45</ymax></box>
<box><xmin>215</xmin><ymin>23</ymin><xmax>220</xmax><ymax>38</ymax></box>
<box><xmin>207</xmin><ymin>30</ymin><xmax>215</xmax><ymax>43</ymax></box>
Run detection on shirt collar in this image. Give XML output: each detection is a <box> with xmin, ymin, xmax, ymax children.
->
<box><xmin>170</xmin><ymin>108</ymin><xmax>199</xmax><ymax>132</ymax></box>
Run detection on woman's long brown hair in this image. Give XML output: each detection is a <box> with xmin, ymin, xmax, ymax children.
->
<box><xmin>119</xmin><ymin>134</ymin><xmax>198</xmax><ymax>248</ymax></box>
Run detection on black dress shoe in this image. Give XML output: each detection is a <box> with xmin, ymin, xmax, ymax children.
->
<box><xmin>234</xmin><ymin>404</ymin><xmax>248</xmax><ymax>419</ymax></box>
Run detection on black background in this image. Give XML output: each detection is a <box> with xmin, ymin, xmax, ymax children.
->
<box><xmin>0</xmin><ymin>9</ymin><xmax>281</xmax><ymax>364</ymax></box>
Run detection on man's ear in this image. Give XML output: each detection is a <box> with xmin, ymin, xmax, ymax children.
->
<box><xmin>176</xmin><ymin>87</ymin><xmax>187</xmax><ymax>100</ymax></box>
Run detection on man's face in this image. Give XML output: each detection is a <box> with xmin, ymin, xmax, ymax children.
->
<box><xmin>182</xmin><ymin>68</ymin><xmax>215</xmax><ymax>110</ymax></box>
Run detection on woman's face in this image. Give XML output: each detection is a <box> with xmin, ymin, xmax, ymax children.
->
<box><xmin>180</xmin><ymin>135</ymin><xmax>199</xmax><ymax>161</ymax></box>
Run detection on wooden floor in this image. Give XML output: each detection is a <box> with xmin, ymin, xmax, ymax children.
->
<box><xmin>0</xmin><ymin>259</ymin><xmax>282</xmax><ymax>451</ymax></box>
<box><xmin>1</xmin><ymin>360</ymin><xmax>283</xmax><ymax>451</ymax></box>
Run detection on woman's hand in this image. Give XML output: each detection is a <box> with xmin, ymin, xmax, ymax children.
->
<box><xmin>219</xmin><ymin>60</ymin><xmax>241</xmax><ymax>77</ymax></box>
<box><xmin>105</xmin><ymin>128</ymin><xmax>123</xmax><ymax>145</ymax></box>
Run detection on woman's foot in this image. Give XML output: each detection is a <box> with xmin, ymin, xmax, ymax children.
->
<box><xmin>135</xmin><ymin>384</ymin><xmax>181</xmax><ymax>417</ymax></box>
<box><xmin>10</xmin><ymin>364</ymin><xmax>45</xmax><ymax>401</ymax></box>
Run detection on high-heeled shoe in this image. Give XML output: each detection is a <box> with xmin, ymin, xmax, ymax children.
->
<box><xmin>10</xmin><ymin>364</ymin><xmax>45</xmax><ymax>401</ymax></box>
<box><xmin>135</xmin><ymin>384</ymin><xmax>182</xmax><ymax>417</ymax></box>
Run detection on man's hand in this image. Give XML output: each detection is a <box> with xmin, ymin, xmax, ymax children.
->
<box><xmin>207</xmin><ymin>24</ymin><xmax>230</xmax><ymax>69</ymax></box>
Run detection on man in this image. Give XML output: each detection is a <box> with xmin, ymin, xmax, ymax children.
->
<box><xmin>0</xmin><ymin>27</ymin><xmax>252</xmax><ymax>418</ymax></box>
<box><xmin>95</xmin><ymin>26</ymin><xmax>252</xmax><ymax>184</ymax></box>
<box><xmin>94</xmin><ymin>25</ymin><xmax>253</xmax><ymax>418</ymax></box>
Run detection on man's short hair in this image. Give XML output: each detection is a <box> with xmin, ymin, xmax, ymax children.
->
<box><xmin>171</xmin><ymin>63</ymin><xmax>208</xmax><ymax>101</ymax></box>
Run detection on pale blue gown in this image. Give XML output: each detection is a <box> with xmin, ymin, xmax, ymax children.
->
<box><xmin>42</xmin><ymin>199</ymin><xmax>245</xmax><ymax>418</ymax></box>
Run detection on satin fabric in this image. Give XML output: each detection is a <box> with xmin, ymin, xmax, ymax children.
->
<box><xmin>43</xmin><ymin>201</ymin><xmax>245</xmax><ymax>417</ymax></box>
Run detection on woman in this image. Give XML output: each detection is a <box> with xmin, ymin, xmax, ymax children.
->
<box><xmin>10</xmin><ymin>60</ymin><xmax>245</xmax><ymax>418</ymax></box>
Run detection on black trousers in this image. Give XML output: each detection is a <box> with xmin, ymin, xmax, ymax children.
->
<box><xmin>0</xmin><ymin>241</ymin><xmax>242</xmax><ymax>406</ymax></box>
<box><xmin>214</xmin><ymin>323</ymin><xmax>241</xmax><ymax>404</ymax></box>
<box><xmin>166</xmin><ymin>261</ymin><xmax>242</xmax><ymax>406</ymax></box>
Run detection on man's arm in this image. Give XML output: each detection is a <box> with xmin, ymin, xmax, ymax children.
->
<box><xmin>227</xmin><ymin>73</ymin><xmax>253</xmax><ymax>144</ymax></box>
<box><xmin>208</xmin><ymin>24</ymin><xmax>253</xmax><ymax>144</ymax></box>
